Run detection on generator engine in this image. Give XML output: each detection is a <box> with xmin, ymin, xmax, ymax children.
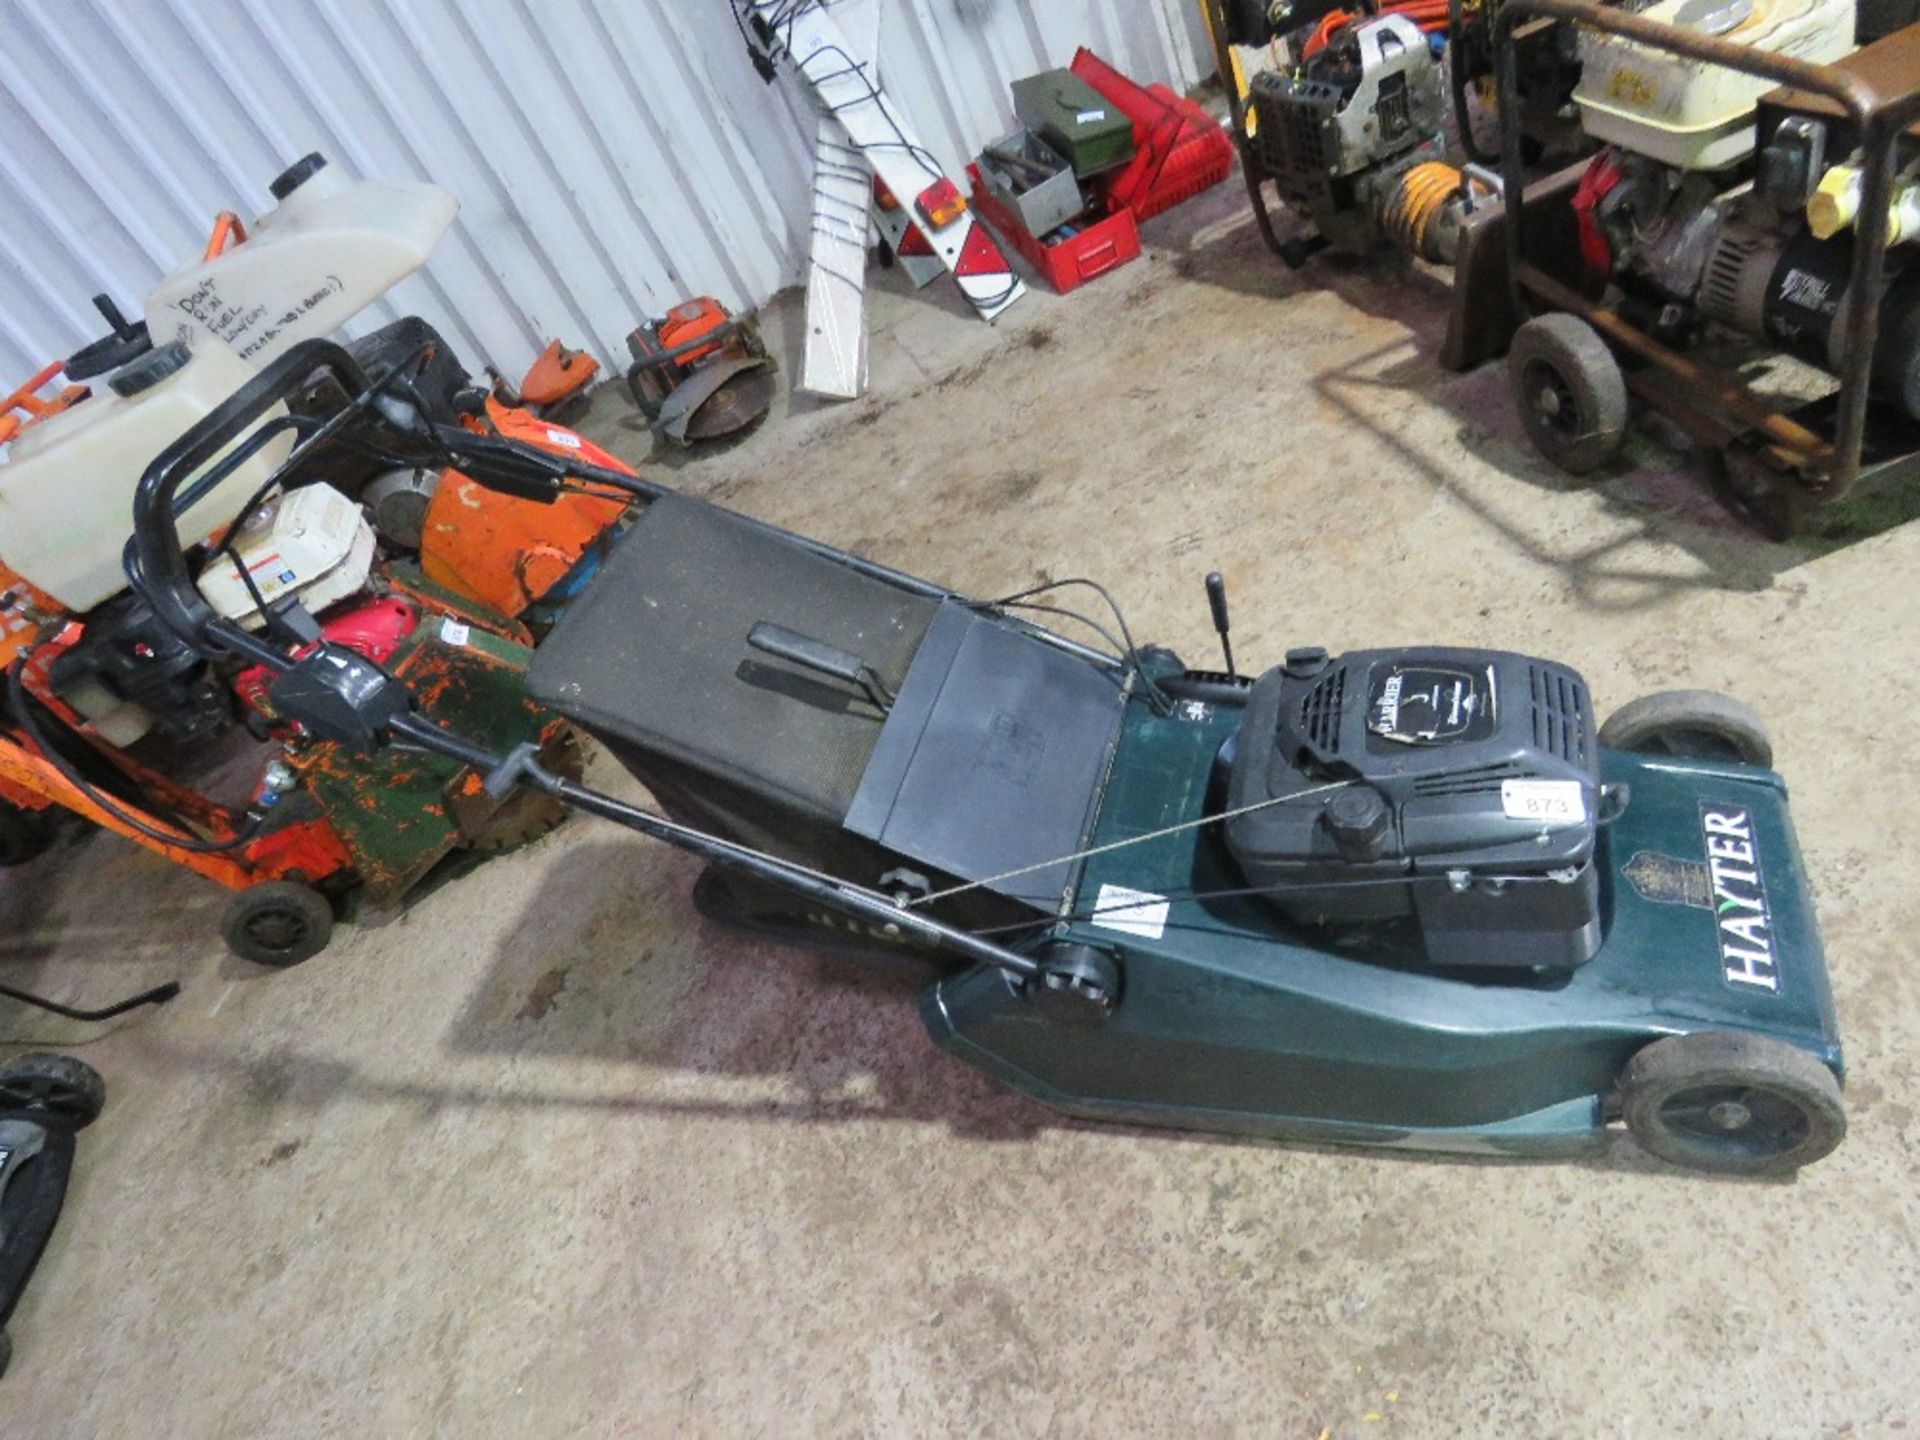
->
<box><xmin>1249</xmin><ymin>14</ymin><xmax>1463</xmax><ymax>259</ymax></box>
<box><xmin>1569</xmin><ymin>0</ymin><xmax>1920</xmax><ymax>420</ymax></box>
<box><xmin>1222</xmin><ymin>645</ymin><xmax>1603</xmax><ymax>972</ymax></box>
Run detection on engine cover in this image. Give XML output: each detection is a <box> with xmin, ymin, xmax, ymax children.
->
<box><xmin>1222</xmin><ymin>647</ymin><xmax>1603</xmax><ymax>971</ymax></box>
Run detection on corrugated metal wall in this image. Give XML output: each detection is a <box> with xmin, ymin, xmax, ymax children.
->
<box><xmin>0</xmin><ymin>0</ymin><xmax>1209</xmax><ymax>386</ymax></box>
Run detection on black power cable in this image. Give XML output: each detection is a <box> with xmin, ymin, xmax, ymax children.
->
<box><xmin>985</xmin><ymin>578</ymin><xmax>1177</xmax><ymax>716</ymax></box>
<box><xmin>5</xmin><ymin>653</ymin><xmax>258</xmax><ymax>855</ymax></box>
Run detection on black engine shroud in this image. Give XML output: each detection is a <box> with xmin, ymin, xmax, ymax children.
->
<box><xmin>1222</xmin><ymin>646</ymin><xmax>1603</xmax><ymax>971</ymax></box>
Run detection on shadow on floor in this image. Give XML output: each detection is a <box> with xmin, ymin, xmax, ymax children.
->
<box><xmin>0</xmin><ymin>827</ymin><xmax>220</xmax><ymax>1049</ymax></box>
<box><xmin>274</xmin><ymin>840</ymin><xmax>1798</xmax><ymax>1185</ymax></box>
<box><xmin>1173</xmin><ymin>204</ymin><xmax>1920</xmax><ymax>594</ymax></box>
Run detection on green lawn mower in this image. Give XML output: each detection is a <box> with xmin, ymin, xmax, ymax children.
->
<box><xmin>129</xmin><ymin>341</ymin><xmax>1845</xmax><ymax>1175</ymax></box>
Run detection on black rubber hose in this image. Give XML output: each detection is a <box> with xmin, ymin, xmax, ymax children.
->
<box><xmin>5</xmin><ymin>655</ymin><xmax>258</xmax><ymax>854</ymax></box>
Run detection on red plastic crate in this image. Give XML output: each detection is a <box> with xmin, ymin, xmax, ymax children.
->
<box><xmin>966</xmin><ymin>162</ymin><xmax>1141</xmax><ymax>295</ymax></box>
<box><xmin>1067</xmin><ymin>47</ymin><xmax>1233</xmax><ymax>222</ymax></box>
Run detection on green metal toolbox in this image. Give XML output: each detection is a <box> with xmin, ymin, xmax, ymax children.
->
<box><xmin>1011</xmin><ymin>69</ymin><xmax>1136</xmax><ymax>179</ymax></box>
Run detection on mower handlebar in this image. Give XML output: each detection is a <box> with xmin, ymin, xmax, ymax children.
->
<box><xmin>130</xmin><ymin>339</ymin><xmax>373</xmax><ymax>647</ymax></box>
<box><xmin>118</xmin><ymin>339</ymin><xmax>1060</xmax><ymax>989</ymax></box>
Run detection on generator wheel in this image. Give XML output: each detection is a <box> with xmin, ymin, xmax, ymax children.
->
<box><xmin>1621</xmin><ymin>1032</ymin><xmax>1844</xmax><ymax>1174</ymax></box>
<box><xmin>0</xmin><ymin>803</ymin><xmax>56</xmax><ymax>868</ymax></box>
<box><xmin>0</xmin><ymin>1053</ymin><xmax>105</xmax><ymax>1130</ymax></box>
<box><xmin>222</xmin><ymin>881</ymin><xmax>334</xmax><ymax>968</ymax></box>
<box><xmin>1598</xmin><ymin>690</ymin><xmax>1773</xmax><ymax>767</ymax></box>
<box><xmin>1509</xmin><ymin>313</ymin><xmax>1628</xmax><ymax>475</ymax></box>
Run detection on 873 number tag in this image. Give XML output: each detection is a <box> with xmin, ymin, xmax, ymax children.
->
<box><xmin>1500</xmin><ymin>779</ymin><xmax>1587</xmax><ymax>825</ymax></box>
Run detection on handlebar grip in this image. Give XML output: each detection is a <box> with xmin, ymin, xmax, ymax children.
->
<box><xmin>747</xmin><ymin>622</ymin><xmax>868</xmax><ymax>686</ymax></box>
<box><xmin>1205</xmin><ymin>571</ymin><xmax>1231</xmax><ymax>637</ymax></box>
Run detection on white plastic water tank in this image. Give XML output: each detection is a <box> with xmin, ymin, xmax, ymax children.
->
<box><xmin>0</xmin><ymin>341</ymin><xmax>293</xmax><ymax>613</ymax></box>
<box><xmin>144</xmin><ymin>153</ymin><xmax>457</xmax><ymax>367</ymax></box>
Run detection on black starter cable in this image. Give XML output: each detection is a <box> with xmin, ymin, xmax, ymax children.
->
<box><xmin>5</xmin><ymin>653</ymin><xmax>259</xmax><ymax>855</ymax></box>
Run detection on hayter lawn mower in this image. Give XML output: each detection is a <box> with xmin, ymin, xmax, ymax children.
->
<box><xmin>127</xmin><ymin>339</ymin><xmax>1847</xmax><ymax>1174</ymax></box>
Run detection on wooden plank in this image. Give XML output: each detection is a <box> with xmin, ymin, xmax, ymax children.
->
<box><xmin>798</xmin><ymin>0</ymin><xmax>882</xmax><ymax>400</ymax></box>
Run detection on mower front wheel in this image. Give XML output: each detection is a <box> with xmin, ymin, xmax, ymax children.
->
<box><xmin>1599</xmin><ymin>690</ymin><xmax>1773</xmax><ymax>767</ymax></box>
<box><xmin>0</xmin><ymin>1053</ymin><xmax>105</xmax><ymax>1130</ymax></box>
<box><xmin>1508</xmin><ymin>313</ymin><xmax>1628</xmax><ymax>475</ymax></box>
<box><xmin>223</xmin><ymin>881</ymin><xmax>334</xmax><ymax>968</ymax></box>
<box><xmin>1621</xmin><ymin>1032</ymin><xmax>1844</xmax><ymax>1174</ymax></box>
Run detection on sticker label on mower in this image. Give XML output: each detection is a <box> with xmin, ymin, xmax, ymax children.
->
<box><xmin>1501</xmin><ymin>779</ymin><xmax>1586</xmax><ymax>825</ymax></box>
<box><xmin>543</xmin><ymin>428</ymin><xmax>583</xmax><ymax>450</ymax></box>
<box><xmin>440</xmin><ymin>618</ymin><xmax>471</xmax><ymax>647</ymax></box>
<box><xmin>1089</xmin><ymin>883</ymin><xmax>1169</xmax><ymax>941</ymax></box>
<box><xmin>1700</xmin><ymin>803</ymin><xmax>1777</xmax><ymax>994</ymax></box>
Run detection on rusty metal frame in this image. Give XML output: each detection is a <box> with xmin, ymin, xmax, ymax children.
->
<box><xmin>1497</xmin><ymin>0</ymin><xmax>1920</xmax><ymax>501</ymax></box>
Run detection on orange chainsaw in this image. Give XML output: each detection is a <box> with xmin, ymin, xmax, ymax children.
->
<box><xmin>624</xmin><ymin>297</ymin><xmax>774</xmax><ymax>446</ymax></box>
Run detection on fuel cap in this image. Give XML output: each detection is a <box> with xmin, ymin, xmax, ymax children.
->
<box><xmin>109</xmin><ymin>341</ymin><xmax>192</xmax><ymax>397</ymax></box>
<box><xmin>1284</xmin><ymin>646</ymin><xmax>1330</xmax><ymax>678</ymax></box>
<box><xmin>1324</xmin><ymin>786</ymin><xmax>1391</xmax><ymax>859</ymax></box>
<box><xmin>270</xmin><ymin>152</ymin><xmax>328</xmax><ymax>201</ymax></box>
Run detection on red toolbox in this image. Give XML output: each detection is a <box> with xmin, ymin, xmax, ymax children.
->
<box><xmin>965</xmin><ymin>162</ymin><xmax>1141</xmax><ymax>295</ymax></box>
<box><xmin>1067</xmin><ymin>47</ymin><xmax>1233</xmax><ymax>223</ymax></box>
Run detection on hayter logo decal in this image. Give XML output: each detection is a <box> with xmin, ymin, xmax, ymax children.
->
<box><xmin>1701</xmin><ymin>804</ymin><xmax>1776</xmax><ymax>994</ymax></box>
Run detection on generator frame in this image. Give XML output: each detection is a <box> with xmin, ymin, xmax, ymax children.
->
<box><xmin>1494</xmin><ymin>3</ymin><xmax>1920</xmax><ymax>527</ymax></box>
<box><xmin>1198</xmin><ymin>0</ymin><xmax>1337</xmax><ymax>268</ymax></box>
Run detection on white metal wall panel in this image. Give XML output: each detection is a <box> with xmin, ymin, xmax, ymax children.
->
<box><xmin>0</xmin><ymin>0</ymin><xmax>1207</xmax><ymax>385</ymax></box>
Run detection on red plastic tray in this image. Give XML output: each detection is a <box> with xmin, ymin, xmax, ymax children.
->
<box><xmin>966</xmin><ymin>163</ymin><xmax>1141</xmax><ymax>295</ymax></box>
<box><xmin>1068</xmin><ymin>48</ymin><xmax>1233</xmax><ymax>222</ymax></box>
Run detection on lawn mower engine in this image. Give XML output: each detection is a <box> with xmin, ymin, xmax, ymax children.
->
<box><xmin>1247</xmin><ymin>14</ymin><xmax>1472</xmax><ymax>262</ymax></box>
<box><xmin>1567</xmin><ymin>0</ymin><xmax>1920</xmax><ymax>420</ymax></box>
<box><xmin>624</xmin><ymin>297</ymin><xmax>773</xmax><ymax>446</ymax></box>
<box><xmin>1223</xmin><ymin>645</ymin><xmax>1602</xmax><ymax>970</ymax></box>
<box><xmin>40</xmin><ymin>479</ymin><xmax>388</xmax><ymax>748</ymax></box>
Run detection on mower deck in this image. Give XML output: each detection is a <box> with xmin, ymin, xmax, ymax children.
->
<box><xmin>925</xmin><ymin>687</ymin><xmax>1840</xmax><ymax>1156</ymax></box>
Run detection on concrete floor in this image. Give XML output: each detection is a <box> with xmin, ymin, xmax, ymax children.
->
<box><xmin>5</xmin><ymin>180</ymin><xmax>1920</xmax><ymax>1437</ymax></box>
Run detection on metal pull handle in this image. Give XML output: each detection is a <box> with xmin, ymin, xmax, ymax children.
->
<box><xmin>748</xmin><ymin>623</ymin><xmax>867</xmax><ymax>684</ymax></box>
<box><xmin>747</xmin><ymin>622</ymin><xmax>894</xmax><ymax>712</ymax></box>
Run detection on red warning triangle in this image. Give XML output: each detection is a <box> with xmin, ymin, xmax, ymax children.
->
<box><xmin>954</xmin><ymin>221</ymin><xmax>1013</xmax><ymax>278</ymax></box>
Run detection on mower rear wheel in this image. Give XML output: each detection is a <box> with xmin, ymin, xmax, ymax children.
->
<box><xmin>1598</xmin><ymin>690</ymin><xmax>1773</xmax><ymax>767</ymax></box>
<box><xmin>1509</xmin><ymin>313</ymin><xmax>1628</xmax><ymax>475</ymax></box>
<box><xmin>223</xmin><ymin>881</ymin><xmax>334</xmax><ymax>968</ymax></box>
<box><xmin>0</xmin><ymin>1053</ymin><xmax>105</xmax><ymax>1130</ymax></box>
<box><xmin>1621</xmin><ymin>1032</ymin><xmax>1844</xmax><ymax>1174</ymax></box>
